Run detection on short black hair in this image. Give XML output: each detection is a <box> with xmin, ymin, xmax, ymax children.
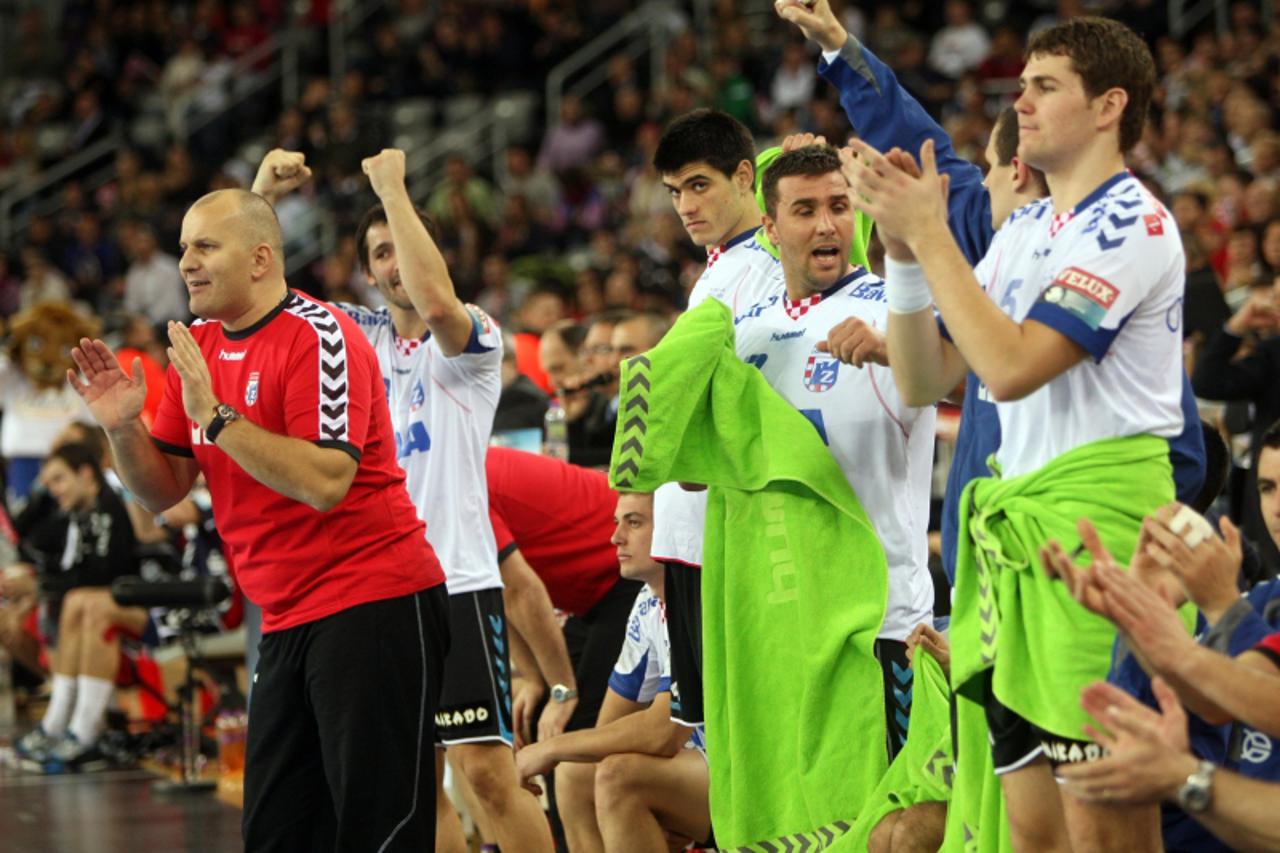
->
<box><xmin>44</xmin><ymin>442</ymin><xmax>104</xmax><ymax>484</ymax></box>
<box><xmin>653</xmin><ymin>109</ymin><xmax>756</xmax><ymax>179</ymax></box>
<box><xmin>355</xmin><ymin>203</ymin><xmax>439</xmax><ymax>273</ymax></box>
<box><xmin>761</xmin><ymin>145</ymin><xmax>842</xmax><ymax>218</ymax></box>
<box><xmin>1263</xmin><ymin>418</ymin><xmax>1280</xmax><ymax>454</ymax></box>
<box><xmin>588</xmin><ymin>308</ymin><xmax>634</xmax><ymax>332</ymax></box>
<box><xmin>544</xmin><ymin>320</ymin><xmax>588</xmax><ymax>353</ymax></box>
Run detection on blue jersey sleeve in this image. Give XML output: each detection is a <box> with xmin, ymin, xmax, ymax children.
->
<box><xmin>818</xmin><ymin>36</ymin><xmax>994</xmax><ymax>265</ymax></box>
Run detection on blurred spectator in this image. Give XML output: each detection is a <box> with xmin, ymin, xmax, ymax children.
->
<box><xmin>770</xmin><ymin>42</ymin><xmax>817</xmax><ymax>120</ymax></box>
<box><xmin>428</xmin><ymin>155</ymin><xmax>499</xmax><ymax>230</ymax></box>
<box><xmin>495</xmin><ymin>330</ymin><xmax>551</xmax><ymax>433</ymax></box>
<box><xmin>928</xmin><ymin>0</ymin><xmax>990</xmax><ymax>80</ymax></box>
<box><xmin>122</xmin><ymin>224</ymin><xmax>186</xmax><ymax>325</ymax></box>
<box><xmin>539</xmin><ymin>95</ymin><xmax>604</xmax><ymax>176</ymax></box>
<box><xmin>499</xmin><ymin>146</ymin><xmax>558</xmax><ymax>222</ymax></box>
<box><xmin>18</xmin><ymin>248</ymin><xmax>72</xmax><ymax>312</ymax></box>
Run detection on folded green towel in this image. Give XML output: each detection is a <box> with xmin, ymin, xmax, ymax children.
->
<box><xmin>951</xmin><ymin>433</ymin><xmax>1181</xmax><ymax>738</ymax></box>
<box><xmin>610</xmin><ymin>299</ymin><xmax>890</xmax><ymax>848</ymax></box>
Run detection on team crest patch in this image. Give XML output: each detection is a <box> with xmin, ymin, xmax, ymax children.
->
<box><xmin>1144</xmin><ymin>214</ymin><xmax>1164</xmax><ymax>236</ymax></box>
<box><xmin>410</xmin><ymin>379</ymin><xmax>426</xmax><ymax>412</ymax></box>
<box><xmin>245</xmin><ymin>371</ymin><xmax>260</xmax><ymax>407</ymax></box>
<box><xmin>1042</xmin><ymin>267</ymin><xmax>1118</xmax><ymax>330</ymax></box>
<box><xmin>803</xmin><ymin>345</ymin><xmax>840</xmax><ymax>393</ymax></box>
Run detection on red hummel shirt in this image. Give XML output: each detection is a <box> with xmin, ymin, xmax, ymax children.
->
<box><xmin>486</xmin><ymin>447</ymin><xmax>619</xmax><ymax>616</ymax></box>
<box><xmin>151</xmin><ymin>291</ymin><xmax>444</xmax><ymax>632</ymax></box>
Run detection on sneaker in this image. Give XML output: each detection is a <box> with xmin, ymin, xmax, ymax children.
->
<box><xmin>43</xmin><ymin>734</ymin><xmax>109</xmax><ymax>774</ymax></box>
<box><xmin>14</xmin><ymin>727</ymin><xmax>59</xmax><ymax>765</ymax></box>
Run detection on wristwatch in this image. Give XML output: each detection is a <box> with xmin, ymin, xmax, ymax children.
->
<box><xmin>205</xmin><ymin>403</ymin><xmax>240</xmax><ymax>444</ymax></box>
<box><xmin>549</xmin><ymin>684</ymin><xmax>578</xmax><ymax>703</ymax></box>
<box><xmin>1176</xmin><ymin>760</ymin><xmax>1215</xmax><ymax>813</ymax></box>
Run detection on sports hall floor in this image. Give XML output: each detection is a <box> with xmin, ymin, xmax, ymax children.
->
<box><xmin>0</xmin><ymin>759</ymin><xmax>245</xmax><ymax>852</ymax></box>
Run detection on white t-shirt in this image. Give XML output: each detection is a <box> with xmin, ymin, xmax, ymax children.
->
<box><xmin>0</xmin><ymin>355</ymin><xmax>92</xmax><ymax>458</ymax></box>
<box><xmin>339</xmin><ymin>303</ymin><xmax>503</xmax><ymax>594</ymax></box>
<box><xmin>734</xmin><ymin>269</ymin><xmax>936</xmax><ymax>641</ymax></box>
<box><xmin>651</xmin><ymin>481</ymin><xmax>706</xmax><ymax>567</ymax></box>
<box><xmin>653</xmin><ymin>228</ymin><xmax>784</xmax><ymax>564</ymax></box>
<box><xmin>967</xmin><ymin>171</ymin><xmax>1186</xmax><ymax>479</ymax></box>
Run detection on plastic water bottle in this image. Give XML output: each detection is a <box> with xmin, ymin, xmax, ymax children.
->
<box><xmin>544</xmin><ymin>400</ymin><xmax>569</xmax><ymax>461</ymax></box>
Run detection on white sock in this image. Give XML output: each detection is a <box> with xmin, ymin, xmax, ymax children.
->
<box><xmin>69</xmin><ymin>675</ymin><xmax>115</xmax><ymax>745</ymax></box>
<box><xmin>41</xmin><ymin>674</ymin><xmax>78</xmax><ymax>737</ymax></box>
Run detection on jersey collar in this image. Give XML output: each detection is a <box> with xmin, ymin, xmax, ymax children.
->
<box><xmin>222</xmin><ymin>291</ymin><xmax>295</xmax><ymax>341</ymax></box>
<box><xmin>706</xmin><ymin>226</ymin><xmax>760</xmax><ymax>269</ymax></box>
<box><xmin>782</xmin><ymin>267</ymin><xmax>869</xmax><ymax>320</ymax></box>
<box><xmin>1048</xmin><ymin>171</ymin><xmax>1130</xmax><ymax>238</ymax></box>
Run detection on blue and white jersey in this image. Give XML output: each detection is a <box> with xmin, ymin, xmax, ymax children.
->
<box><xmin>608</xmin><ymin>584</ymin><xmax>670</xmax><ymax>704</ymax></box>
<box><xmin>970</xmin><ymin>172</ymin><xmax>1186</xmax><ymax>479</ymax></box>
<box><xmin>686</xmin><ymin>227</ymin><xmax>783</xmax><ymax>313</ymax></box>
<box><xmin>734</xmin><ymin>269</ymin><xmax>936</xmax><ymax>641</ymax></box>
<box><xmin>338</xmin><ymin>302</ymin><xmax>503</xmax><ymax>594</ymax></box>
<box><xmin>653</xmin><ymin>228</ymin><xmax>783</xmax><ymax>565</ymax></box>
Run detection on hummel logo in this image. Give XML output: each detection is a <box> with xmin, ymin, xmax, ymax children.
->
<box><xmin>219</xmin><ymin>350</ymin><xmax>247</xmax><ymax>361</ymax></box>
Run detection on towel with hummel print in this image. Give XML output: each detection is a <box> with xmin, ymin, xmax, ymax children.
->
<box><xmin>950</xmin><ymin>434</ymin><xmax>1191</xmax><ymax>738</ymax></box>
<box><xmin>609</xmin><ymin>299</ymin><xmax>890</xmax><ymax>848</ymax></box>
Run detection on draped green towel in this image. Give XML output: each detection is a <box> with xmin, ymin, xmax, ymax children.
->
<box><xmin>950</xmin><ymin>433</ymin><xmax>1182</xmax><ymax>739</ymax></box>
<box><xmin>608</xmin><ymin>299</ymin><xmax>890</xmax><ymax>849</ymax></box>
<box><xmin>839</xmin><ymin>651</ymin><xmax>955</xmax><ymax>850</ymax></box>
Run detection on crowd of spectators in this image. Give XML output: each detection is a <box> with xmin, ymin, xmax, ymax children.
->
<box><xmin>0</xmin><ymin>0</ymin><xmax>1278</xmax><ymax>685</ymax></box>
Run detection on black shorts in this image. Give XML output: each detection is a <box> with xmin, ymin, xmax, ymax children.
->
<box><xmin>242</xmin><ymin>586</ymin><xmax>449</xmax><ymax>852</ymax></box>
<box><xmin>561</xmin><ymin>578</ymin><xmax>642</xmax><ymax>732</ymax></box>
<box><xmin>982</xmin><ymin>670</ymin><xmax>1104</xmax><ymax>773</ymax></box>
<box><xmin>876</xmin><ymin>638</ymin><xmax>912</xmax><ymax>762</ymax></box>
<box><xmin>435</xmin><ymin>588</ymin><xmax>514</xmax><ymax>747</ymax></box>
<box><xmin>663</xmin><ymin>561</ymin><xmax>704</xmax><ymax>727</ymax></box>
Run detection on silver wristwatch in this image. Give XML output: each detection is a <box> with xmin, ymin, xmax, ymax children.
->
<box><xmin>1176</xmin><ymin>760</ymin><xmax>1215</xmax><ymax>813</ymax></box>
<box><xmin>549</xmin><ymin>683</ymin><xmax>578</xmax><ymax>703</ymax></box>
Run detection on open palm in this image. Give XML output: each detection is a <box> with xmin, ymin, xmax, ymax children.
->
<box><xmin>68</xmin><ymin>338</ymin><xmax>147</xmax><ymax>430</ymax></box>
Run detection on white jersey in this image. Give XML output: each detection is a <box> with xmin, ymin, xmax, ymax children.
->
<box><xmin>734</xmin><ymin>269</ymin><xmax>936</xmax><ymax>641</ymax></box>
<box><xmin>968</xmin><ymin>171</ymin><xmax>1185</xmax><ymax>478</ymax></box>
<box><xmin>608</xmin><ymin>584</ymin><xmax>671</xmax><ymax>704</ymax></box>
<box><xmin>651</xmin><ymin>481</ymin><xmax>706</xmax><ymax>566</ymax></box>
<box><xmin>339</xmin><ymin>303</ymin><xmax>503</xmax><ymax>594</ymax></box>
<box><xmin>686</xmin><ymin>226</ymin><xmax>783</xmax><ymax>313</ymax></box>
<box><xmin>654</xmin><ymin>227</ymin><xmax>784</xmax><ymax>564</ymax></box>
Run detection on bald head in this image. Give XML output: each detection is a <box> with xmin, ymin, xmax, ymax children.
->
<box><xmin>190</xmin><ymin>189</ymin><xmax>285</xmax><ymax>263</ymax></box>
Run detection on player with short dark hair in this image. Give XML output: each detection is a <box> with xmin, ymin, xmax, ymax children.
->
<box><xmin>253</xmin><ymin>148</ymin><xmax>556</xmax><ymax>853</ymax></box>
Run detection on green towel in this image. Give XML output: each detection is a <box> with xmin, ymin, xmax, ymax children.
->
<box><xmin>609</xmin><ymin>299</ymin><xmax>890</xmax><ymax>849</ymax></box>
<box><xmin>837</xmin><ymin>652</ymin><xmax>955</xmax><ymax>850</ymax></box>
<box><xmin>755</xmin><ymin>146</ymin><xmax>874</xmax><ymax>268</ymax></box>
<box><xmin>941</xmin><ymin>693</ymin><xmax>1012</xmax><ymax>853</ymax></box>
<box><xmin>950</xmin><ymin>433</ymin><xmax>1180</xmax><ymax>739</ymax></box>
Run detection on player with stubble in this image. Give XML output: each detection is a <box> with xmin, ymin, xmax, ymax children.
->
<box><xmin>68</xmin><ymin>188</ymin><xmax>449</xmax><ymax>851</ymax></box>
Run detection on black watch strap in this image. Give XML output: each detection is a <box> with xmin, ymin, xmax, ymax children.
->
<box><xmin>205</xmin><ymin>404</ymin><xmax>237</xmax><ymax>443</ymax></box>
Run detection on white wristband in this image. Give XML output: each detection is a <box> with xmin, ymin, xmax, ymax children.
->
<box><xmin>884</xmin><ymin>257</ymin><xmax>933</xmax><ymax>314</ymax></box>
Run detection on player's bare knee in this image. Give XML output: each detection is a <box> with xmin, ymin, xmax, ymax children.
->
<box><xmin>455</xmin><ymin>746</ymin><xmax>517</xmax><ymax>807</ymax></box>
<box><xmin>867</xmin><ymin>810</ymin><xmax>900</xmax><ymax>853</ymax></box>
<box><xmin>556</xmin><ymin>759</ymin><xmax>596</xmax><ymax>801</ymax></box>
<box><xmin>593</xmin><ymin>753</ymin><xmax>644</xmax><ymax>806</ymax></box>
<box><xmin>891</xmin><ymin>802</ymin><xmax>946</xmax><ymax>853</ymax></box>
